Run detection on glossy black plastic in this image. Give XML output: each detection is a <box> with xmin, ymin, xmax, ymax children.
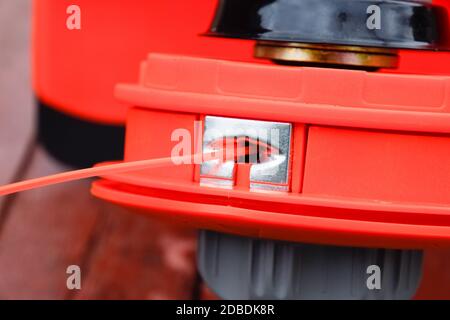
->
<box><xmin>37</xmin><ymin>100</ymin><xmax>125</xmax><ymax>168</ymax></box>
<box><xmin>209</xmin><ymin>0</ymin><xmax>449</xmax><ymax>50</ymax></box>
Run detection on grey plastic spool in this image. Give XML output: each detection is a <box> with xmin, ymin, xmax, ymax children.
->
<box><xmin>198</xmin><ymin>231</ymin><xmax>423</xmax><ymax>300</ymax></box>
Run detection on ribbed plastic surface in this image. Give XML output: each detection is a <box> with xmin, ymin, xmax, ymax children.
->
<box><xmin>198</xmin><ymin>231</ymin><xmax>423</xmax><ymax>300</ymax></box>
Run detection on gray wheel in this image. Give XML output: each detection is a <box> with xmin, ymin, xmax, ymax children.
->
<box><xmin>198</xmin><ymin>230</ymin><xmax>423</xmax><ymax>300</ymax></box>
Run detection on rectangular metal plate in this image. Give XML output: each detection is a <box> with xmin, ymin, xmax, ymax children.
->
<box><xmin>200</xmin><ymin>116</ymin><xmax>292</xmax><ymax>191</ymax></box>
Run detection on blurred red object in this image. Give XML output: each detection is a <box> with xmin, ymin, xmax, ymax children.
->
<box><xmin>32</xmin><ymin>0</ymin><xmax>257</xmax><ymax>125</ymax></box>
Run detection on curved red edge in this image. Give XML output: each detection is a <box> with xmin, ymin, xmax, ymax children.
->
<box><xmin>92</xmin><ymin>179</ymin><xmax>450</xmax><ymax>250</ymax></box>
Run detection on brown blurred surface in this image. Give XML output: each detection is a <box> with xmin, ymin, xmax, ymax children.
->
<box><xmin>0</xmin><ymin>0</ymin><xmax>34</xmax><ymax>208</ymax></box>
<box><xmin>0</xmin><ymin>0</ymin><xmax>199</xmax><ymax>300</ymax></box>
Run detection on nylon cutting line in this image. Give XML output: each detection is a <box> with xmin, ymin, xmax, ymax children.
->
<box><xmin>0</xmin><ymin>149</ymin><xmax>237</xmax><ymax>197</ymax></box>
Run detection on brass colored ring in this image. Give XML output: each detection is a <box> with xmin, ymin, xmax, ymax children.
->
<box><xmin>255</xmin><ymin>41</ymin><xmax>399</xmax><ymax>69</ymax></box>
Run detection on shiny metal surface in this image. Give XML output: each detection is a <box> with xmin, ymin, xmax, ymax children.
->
<box><xmin>200</xmin><ymin>116</ymin><xmax>292</xmax><ymax>191</ymax></box>
<box><xmin>255</xmin><ymin>41</ymin><xmax>399</xmax><ymax>69</ymax></box>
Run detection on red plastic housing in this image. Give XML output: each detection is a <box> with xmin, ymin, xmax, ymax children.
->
<box><xmin>33</xmin><ymin>0</ymin><xmax>450</xmax><ymax>125</ymax></box>
<box><xmin>91</xmin><ymin>53</ymin><xmax>450</xmax><ymax>249</ymax></box>
<box><xmin>91</xmin><ymin>53</ymin><xmax>450</xmax><ymax>298</ymax></box>
<box><xmin>32</xmin><ymin>0</ymin><xmax>257</xmax><ymax>124</ymax></box>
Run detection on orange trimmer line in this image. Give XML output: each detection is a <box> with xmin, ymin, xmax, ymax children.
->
<box><xmin>0</xmin><ymin>155</ymin><xmax>186</xmax><ymax>197</ymax></box>
<box><xmin>0</xmin><ymin>149</ymin><xmax>241</xmax><ymax>197</ymax></box>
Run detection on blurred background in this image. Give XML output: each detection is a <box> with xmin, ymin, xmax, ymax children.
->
<box><xmin>0</xmin><ymin>0</ymin><xmax>200</xmax><ymax>299</ymax></box>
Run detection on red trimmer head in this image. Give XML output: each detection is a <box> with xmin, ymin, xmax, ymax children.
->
<box><xmin>30</xmin><ymin>0</ymin><xmax>450</xmax><ymax>299</ymax></box>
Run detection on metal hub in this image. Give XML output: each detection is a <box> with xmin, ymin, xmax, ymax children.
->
<box><xmin>209</xmin><ymin>0</ymin><xmax>448</xmax><ymax>69</ymax></box>
<box><xmin>255</xmin><ymin>41</ymin><xmax>399</xmax><ymax>69</ymax></box>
